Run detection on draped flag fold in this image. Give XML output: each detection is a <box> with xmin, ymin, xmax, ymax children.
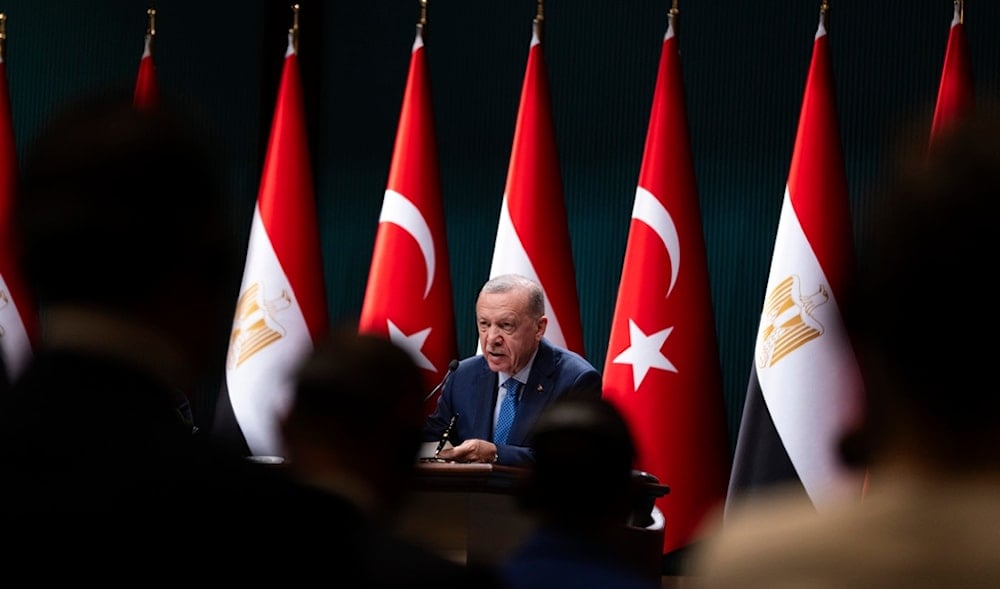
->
<box><xmin>602</xmin><ymin>9</ymin><xmax>729</xmax><ymax>555</ymax></box>
<box><xmin>359</xmin><ymin>23</ymin><xmax>458</xmax><ymax>412</ymax></box>
<box><xmin>930</xmin><ymin>0</ymin><xmax>973</xmax><ymax>144</ymax></box>
<box><xmin>215</xmin><ymin>32</ymin><xmax>328</xmax><ymax>458</ymax></box>
<box><xmin>0</xmin><ymin>21</ymin><xmax>37</xmax><ymax>384</ymax></box>
<box><xmin>726</xmin><ymin>7</ymin><xmax>864</xmax><ymax>516</ymax></box>
<box><xmin>133</xmin><ymin>9</ymin><xmax>159</xmax><ymax>111</ymax></box>
<box><xmin>486</xmin><ymin>17</ymin><xmax>584</xmax><ymax>356</ymax></box>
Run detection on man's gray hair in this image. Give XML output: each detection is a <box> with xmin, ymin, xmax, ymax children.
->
<box><xmin>480</xmin><ymin>274</ymin><xmax>545</xmax><ymax>319</ymax></box>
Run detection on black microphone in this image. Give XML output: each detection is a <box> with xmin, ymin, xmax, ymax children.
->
<box><xmin>423</xmin><ymin>359</ymin><xmax>460</xmax><ymax>402</ymax></box>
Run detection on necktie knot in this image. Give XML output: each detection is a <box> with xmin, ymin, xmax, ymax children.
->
<box><xmin>505</xmin><ymin>378</ymin><xmax>521</xmax><ymax>403</ymax></box>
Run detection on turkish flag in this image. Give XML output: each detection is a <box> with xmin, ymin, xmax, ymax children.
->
<box><xmin>359</xmin><ymin>24</ymin><xmax>458</xmax><ymax>412</ymax></box>
<box><xmin>601</xmin><ymin>10</ymin><xmax>729</xmax><ymax>555</ymax></box>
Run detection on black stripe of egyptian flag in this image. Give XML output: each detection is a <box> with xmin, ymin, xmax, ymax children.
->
<box><xmin>724</xmin><ymin>364</ymin><xmax>808</xmax><ymax>520</ymax></box>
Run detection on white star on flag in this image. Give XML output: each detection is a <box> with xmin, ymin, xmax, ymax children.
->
<box><xmin>612</xmin><ymin>319</ymin><xmax>677</xmax><ymax>391</ymax></box>
<box><xmin>387</xmin><ymin>319</ymin><xmax>435</xmax><ymax>371</ymax></box>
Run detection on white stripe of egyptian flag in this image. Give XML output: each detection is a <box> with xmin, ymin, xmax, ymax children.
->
<box><xmin>726</xmin><ymin>8</ymin><xmax>864</xmax><ymax>517</ymax></box>
<box><xmin>485</xmin><ymin>17</ymin><xmax>584</xmax><ymax>356</ymax></box>
<box><xmin>359</xmin><ymin>23</ymin><xmax>458</xmax><ymax>413</ymax></box>
<box><xmin>215</xmin><ymin>34</ymin><xmax>328</xmax><ymax>458</ymax></box>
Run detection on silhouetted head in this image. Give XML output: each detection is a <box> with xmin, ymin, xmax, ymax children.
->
<box><xmin>15</xmin><ymin>93</ymin><xmax>237</xmax><ymax>311</ymax></box>
<box><xmin>13</xmin><ymin>92</ymin><xmax>240</xmax><ymax>390</ymax></box>
<box><xmin>282</xmin><ymin>327</ymin><xmax>427</xmax><ymax>512</ymax></box>
<box><xmin>843</xmin><ymin>105</ymin><xmax>1000</xmax><ymax>471</ymax></box>
<box><xmin>519</xmin><ymin>397</ymin><xmax>637</xmax><ymax>529</ymax></box>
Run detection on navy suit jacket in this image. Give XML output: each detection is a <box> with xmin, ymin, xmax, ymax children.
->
<box><xmin>424</xmin><ymin>338</ymin><xmax>601</xmax><ymax>466</ymax></box>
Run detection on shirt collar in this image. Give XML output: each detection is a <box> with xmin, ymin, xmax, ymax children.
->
<box><xmin>500</xmin><ymin>347</ymin><xmax>538</xmax><ymax>387</ymax></box>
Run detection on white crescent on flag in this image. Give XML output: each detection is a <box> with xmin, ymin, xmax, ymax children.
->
<box><xmin>632</xmin><ymin>186</ymin><xmax>681</xmax><ymax>297</ymax></box>
<box><xmin>379</xmin><ymin>189</ymin><xmax>435</xmax><ymax>299</ymax></box>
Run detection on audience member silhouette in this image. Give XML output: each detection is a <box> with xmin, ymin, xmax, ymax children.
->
<box><xmin>0</xmin><ymin>92</ymin><xmax>303</xmax><ymax>568</ymax></box>
<box><xmin>689</xmin><ymin>109</ymin><xmax>1000</xmax><ymax>587</ymax></box>
<box><xmin>279</xmin><ymin>327</ymin><xmax>503</xmax><ymax>588</ymax></box>
<box><xmin>500</xmin><ymin>397</ymin><xmax>660</xmax><ymax>589</ymax></box>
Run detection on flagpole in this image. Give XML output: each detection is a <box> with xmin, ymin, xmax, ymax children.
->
<box><xmin>290</xmin><ymin>3</ymin><xmax>300</xmax><ymax>53</ymax></box>
<box><xmin>535</xmin><ymin>0</ymin><xmax>543</xmax><ymax>40</ymax></box>
<box><xmin>133</xmin><ymin>4</ymin><xmax>160</xmax><ymax>110</ymax></box>
<box><xmin>0</xmin><ymin>13</ymin><xmax>6</xmax><ymax>61</ymax></box>
<box><xmin>145</xmin><ymin>6</ymin><xmax>156</xmax><ymax>56</ymax></box>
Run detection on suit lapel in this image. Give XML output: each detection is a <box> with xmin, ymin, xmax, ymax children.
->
<box><xmin>473</xmin><ymin>360</ymin><xmax>498</xmax><ymax>441</ymax></box>
<box><xmin>508</xmin><ymin>340</ymin><xmax>556</xmax><ymax>444</ymax></box>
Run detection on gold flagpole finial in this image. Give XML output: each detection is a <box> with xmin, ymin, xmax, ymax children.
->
<box><xmin>0</xmin><ymin>13</ymin><xmax>6</xmax><ymax>62</ymax></box>
<box><xmin>534</xmin><ymin>0</ymin><xmax>544</xmax><ymax>40</ymax></box>
<box><xmin>419</xmin><ymin>0</ymin><xmax>428</xmax><ymax>27</ymax></box>
<box><xmin>957</xmin><ymin>0</ymin><xmax>964</xmax><ymax>24</ymax></box>
<box><xmin>146</xmin><ymin>7</ymin><xmax>156</xmax><ymax>37</ymax></box>
<box><xmin>145</xmin><ymin>7</ymin><xmax>156</xmax><ymax>56</ymax></box>
<box><xmin>820</xmin><ymin>0</ymin><xmax>830</xmax><ymax>27</ymax></box>
<box><xmin>671</xmin><ymin>0</ymin><xmax>679</xmax><ymax>15</ymax></box>
<box><xmin>290</xmin><ymin>4</ymin><xmax>301</xmax><ymax>53</ymax></box>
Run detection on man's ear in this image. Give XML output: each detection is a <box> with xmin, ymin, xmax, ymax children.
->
<box><xmin>536</xmin><ymin>316</ymin><xmax>548</xmax><ymax>338</ymax></box>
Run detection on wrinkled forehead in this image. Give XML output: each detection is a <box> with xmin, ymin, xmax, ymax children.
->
<box><xmin>476</xmin><ymin>289</ymin><xmax>529</xmax><ymax>319</ymax></box>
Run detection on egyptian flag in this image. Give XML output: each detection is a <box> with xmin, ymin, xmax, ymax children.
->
<box><xmin>359</xmin><ymin>22</ymin><xmax>458</xmax><ymax>413</ymax></box>
<box><xmin>602</xmin><ymin>8</ymin><xmax>730</xmax><ymax>555</ymax></box>
<box><xmin>930</xmin><ymin>0</ymin><xmax>973</xmax><ymax>144</ymax></box>
<box><xmin>133</xmin><ymin>9</ymin><xmax>158</xmax><ymax>111</ymax></box>
<box><xmin>486</xmin><ymin>16</ymin><xmax>584</xmax><ymax>355</ymax></box>
<box><xmin>214</xmin><ymin>32</ymin><xmax>328</xmax><ymax>458</ymax></box>
<box><xmin>0</xmin><ymin>30</ymin><xmax>38</xmax><ymax>385</ymax></box>
<box><xmin>725</xmin><ymin>6</ymin><xmax>865</xmax><ymax>517</ymax></box>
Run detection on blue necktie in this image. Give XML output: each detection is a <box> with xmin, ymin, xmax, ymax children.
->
<box><xmin>494</xmin><ymin>379</ymin><xmax>521</xmax><ymax>445</ymax></box>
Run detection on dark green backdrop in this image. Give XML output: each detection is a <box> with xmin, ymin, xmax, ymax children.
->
<box><xmin>4</xmin><ymin>0</ymin><xmax>998</xmax><ymax>453</ymax></box>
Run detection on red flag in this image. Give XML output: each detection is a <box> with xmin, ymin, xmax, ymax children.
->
<box><xmin>0</xmin><ymin>36</ymin><xmax>38</xmax><ymax>383</ymax></box>
<box><xmin>602</xmin><ymin>9</ymin><xmax>729</xmax><ymax>555</ymax></box>
<box><xmin>486</xmin><ymin>17</ymin><xmax>584</xmax><ymax>355</ymax></box>
<box><xmin>217</xmin><ymin>33</ymin><xmax>328</xmax><ymax>457</ymax></box>
<box><xmin>930</xmin><ymin>1</ymin><xmax>973</xmax><ymax>143</ymax></box>
<box><xmin>133</xmin><ymin>10</ymin><xmax>159</xmax><ymax>111</ymax></box>
<box><xmin>726</xmin><ymin>7</ymin><xmax>865</xmax><ymax>515</ymax></box>
<box><xmin>359</xmin><ymin>23</ymin><xmax>458</xmax><ymax>412</ymax></box>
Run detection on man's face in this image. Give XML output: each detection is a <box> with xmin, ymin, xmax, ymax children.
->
<box><xmin>476</xmin><ymin>289</ymin><xmax>546</xmax><ymax>375</ymax></box>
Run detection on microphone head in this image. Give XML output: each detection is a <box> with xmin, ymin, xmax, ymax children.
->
<box><xmin>448</xmin><ymin>359</ymin><xmax>460</xmax><ymax>372</ymax></box>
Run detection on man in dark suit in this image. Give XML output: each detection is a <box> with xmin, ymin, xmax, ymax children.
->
<box><xmin>425</xmin><ymin>273</ymin><xmax>601</xmax><ymax>466</ymax></box>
